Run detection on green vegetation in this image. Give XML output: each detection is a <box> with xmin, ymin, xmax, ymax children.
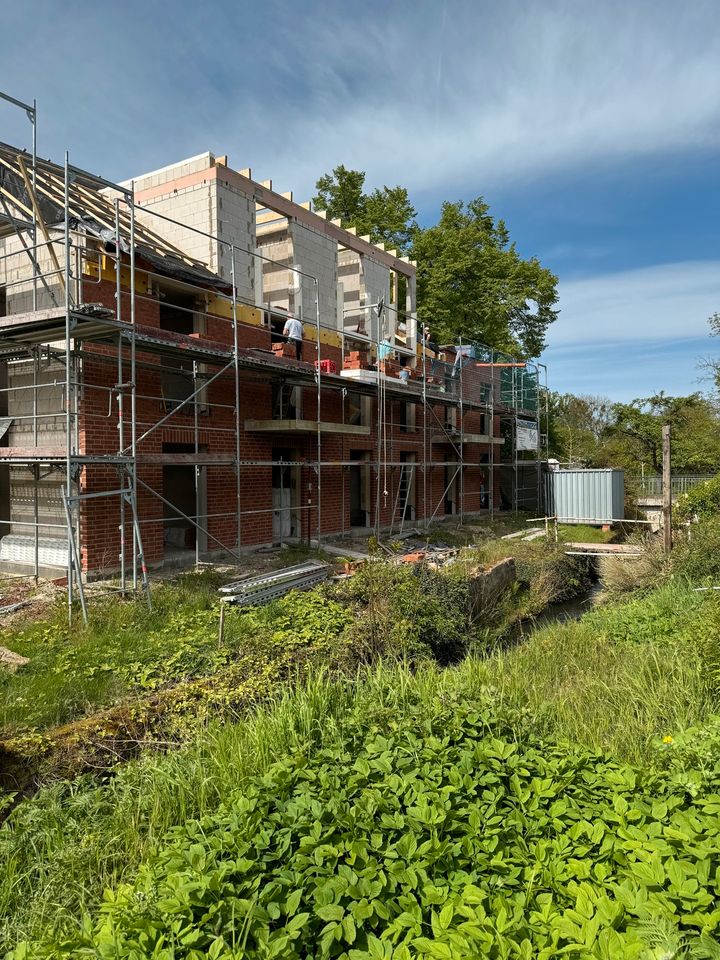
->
<box><xmin>3</xmin><ymin>589</ymin><xmax>720</xmax><ymax>958</ymax></box>
<box><xmin>677</xmin><ymin>473</ymin><xmax>720</xmax><ymax>521</ymax></box>
<box><xmin>0</xmin><ymin>578</ymin><xmax>349</xmax><ymax>737</ymax></box>
<box><xmin>548</xmin><ymin>390</ymin><xmax>720</xmax><ymax>477</ymax></box>
<box><xmin>3</xmin><ymin>513</ymin><xmax>720</xmax><ymax>956</ymax></box>
<box><xmin>19</xmin><ymin>692</ymin><xmax>720</xmax><ymax>960</ymax></box>
<box><xmin>312</xmin><ymin>166</ymin><xmax>417</xmax><ymax>255</ymax></box>
<box><xmin>0</xmin><ymin>536</ymin><xmax>586</xmax><ymax>745</ymax></box>
<box><xmin>488</xmin><ymin>582</ymin><xmax>716</xmax><ymax>766</ymax></box>
<box><xmin>312</xmin><ymin>166</ymin><xmax>558</xmax><ymax>357</ymax></box>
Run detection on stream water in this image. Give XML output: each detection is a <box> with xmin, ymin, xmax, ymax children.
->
<box><xmin>504</xmin><ymin>580</ymin><xmax>605</xmax><ymax>645</ymax></box>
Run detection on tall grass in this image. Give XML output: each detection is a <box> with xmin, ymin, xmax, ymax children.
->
<box><xmin>0</xmin><ymin>572</ymin><xmax>228</xmax><ymax>733</ymax></box>
<box><xmin>0</xmin><ymin>662</ymin><xmax>500</xmax><ymax>948</ymax></box>
<box><xmin>1</xmin><ymin>573</ymin><xmax>717</xmax><ymax>950</ymax></box>
<box><xmin>2</xmin><ymin>578</ymin><xmax>716</xmax><ymax>949</ymax></box>
<box><xmin>0</xmin><ymin>672</ymin><xmax>350</xmax><ymax>948</ymax></box>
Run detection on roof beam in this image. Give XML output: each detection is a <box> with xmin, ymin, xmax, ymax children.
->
<box><xmin>218</xmin><ymin>167</ymin><xmax>415</xmax><ymax>277</ymax></box>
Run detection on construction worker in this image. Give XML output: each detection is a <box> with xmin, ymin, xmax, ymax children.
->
<box><xmin>283</xmin><ymin>314</ymin><xmax>304</xmax><ymax>360</ymax></box>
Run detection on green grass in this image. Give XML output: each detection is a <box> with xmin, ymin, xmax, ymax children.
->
<box><xmin>1</xmin><ymin>525</ymin><xmax>719</xmax><ymax>953</ymax></box>
<box><xmin>26</xmin><ymin>691</ymin><xmax>720</xmax><ymax>958</ymax></box>
<box><xmin>0</xmin><ymin>541</ymin><xmax>576</xmax><ymax>739</ymax></box>
<box><xmin>556</xmin><ymin>522</ymin><xmax>615</xmax><ymax>543</ymax></box>
<box><xmin>0</xmin><ymin>573</ymin><xmax>239</xmax><ymax>735</ymax></box>
<box><xmin>0</xmin><ymin>564</ymin><xmax>343</xmax><ymax>737</ymax></box>
<box><xmin>484</xmin><ymin>582</ymin><xmax>716</xmax><ymax>766</ymax></box>
<box><xmin>1</xmin><ymin>580</ymin><xmax>717</xmax><ymax>951</ymax></box>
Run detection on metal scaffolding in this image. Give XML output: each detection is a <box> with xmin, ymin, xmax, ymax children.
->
<box><xmin>0</xmin><ymin>109</ymin><xmax>546</xmax><ymax>621</ymax></box>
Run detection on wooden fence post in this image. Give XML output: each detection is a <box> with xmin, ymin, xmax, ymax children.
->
<box><xmin>662</xmin><ymin>424</ymin><xmax>672</xmax><ymax>553</ymax></box>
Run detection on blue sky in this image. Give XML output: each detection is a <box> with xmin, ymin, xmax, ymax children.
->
<box><xmin>2</xmin><ymin>0</ymin><xmax>719</xmax><ymax>401</ymax></box>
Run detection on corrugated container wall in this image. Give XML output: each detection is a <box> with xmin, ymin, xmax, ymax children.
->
<box><xmin>545</xmin><ymin>469</ymin><xmax>625</xmax><ymax>523</ymax></box>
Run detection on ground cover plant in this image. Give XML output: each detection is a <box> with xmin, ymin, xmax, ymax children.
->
<box><xmin>0</xmin><ymin>574</ymin><xmax>353</xmax><ymax>737</ymax></box>
<box><xmin>2</xmin><ymin>574</ymin><xmax>719</xmax><ymax>956</ymax></box>
<box><xmin>12</xmin><ymin>689</ymin><xmax>720</xmax><ymax>959</ymax></box>
<box><xmin>3</xmin><ymin>519</ymin><xmax>720</xmax><ymax>956</ymax></box>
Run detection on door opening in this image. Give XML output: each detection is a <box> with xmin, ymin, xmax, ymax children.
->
<box><xmin>349</xmin><ymin>450</ymin><xmax>369</xmax><ymax>527</ymax></box>
<box><xmin>161</xmin><ymin>443</ymin><xmax>206</xmax><ymax>557</ymax></box>
<box><xmin>272</xmin><ymin>447</ymin><xmax>301</xmax><ymax>543</ymax></box>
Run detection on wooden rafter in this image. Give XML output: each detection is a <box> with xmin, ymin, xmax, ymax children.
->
<box><xmin>16</xmin><ymin>156</ymin><xmax>64</xmax><ymax>293</ymax></box>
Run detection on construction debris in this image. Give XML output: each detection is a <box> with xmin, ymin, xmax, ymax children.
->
<box><xmin>318</xmin><ymin>544</ymin><xmax>371</xmax><ymax>562</ymax></box>
<box><xmin>565</xmin><ymin>542</ymin><xmax>643</xmax><ymax>555</ymax></box>
<box><xmin>219</xmin><ymin>560</ymin><xmax>329</xmax><ymax>607</ymax></box>
<box><xmin>0</xmin><ymin>600</ymin><xmax>29</xmax><ymax>615</ymax></box>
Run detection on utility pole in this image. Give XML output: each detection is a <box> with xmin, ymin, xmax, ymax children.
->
<box><xmin>662</xmin><ymin>424</ymin><xmax>672</xmax><ymax>552</ymax></box>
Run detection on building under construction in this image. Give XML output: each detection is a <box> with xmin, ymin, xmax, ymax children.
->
<box><xmin>0</xmin><ymin>96</ymin><xmax>547</xmax><ymax>608</ymax></box>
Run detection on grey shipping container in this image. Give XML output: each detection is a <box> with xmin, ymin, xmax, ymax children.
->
<box><xmin>545</xmin><ymin>469</ymin><xmax>624</xmax><ymax>523</ymax></box>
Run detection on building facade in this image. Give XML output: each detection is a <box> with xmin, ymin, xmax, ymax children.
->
<box><xmin>0</xmin><ymin>144</ymin><xmax>541</xmax><ymax>583</ymax></box>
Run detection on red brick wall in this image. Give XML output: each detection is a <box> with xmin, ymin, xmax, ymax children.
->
<box><xmin>75</xmin><ymin>276</ymin><xmax>508</xmax><ymax>571</ymax></box>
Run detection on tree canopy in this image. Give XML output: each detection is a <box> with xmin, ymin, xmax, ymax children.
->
<box><xmin>312</xmin><ymin>167</ymin><xmax>558</xmax><ymax>358</ymax></box>
<box><xmin>547</xmin><ymin>393</ymin><xmax>612</xmax><ymax>465</ymax></box>
<box><xmin>549</xmin><ymin>391</ymin><xmax>720</xmax><ymax>475</ymax></box>
<box><xmin>312</xmin><ymin>165</ymin><xmax>417</xmax><ymax>254</ymax></box>
<box><xmin>411</xmin><ymin>199</ymin><xmax>558</xmax><ymax>358</ymax></box>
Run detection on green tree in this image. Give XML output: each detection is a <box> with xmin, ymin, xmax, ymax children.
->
<box><xmin>548</xmin><ymin>390</ymin><xmax>720</xmax><ymax>475</ymax></box>
<box><xmin>313</xmin><ymin>165</ymin><xmax>417</xmax><ymax>253</ymax></box>
<box><xmin>313</xmin><ymin>165</ymin><xmax>366</xmax><ymax>226</ymax></box>
<box><xmin>605</xmin><ymin>393</ymin><xmax>720</xmax><ymax>475</ymax></box>
<box><xmin>411</xmin><ymin>199</ymin><xmax>558</xmax><ymax>358</ymax></box>
<box><xmin>313</xmin><ymin>169</ymin><xmax>558</xmax><ymax>355</ymax></box>
<box><xmin>547</xmin><ymin>392</ymin><xmax>612</xmax><ymax>465</ymax></box>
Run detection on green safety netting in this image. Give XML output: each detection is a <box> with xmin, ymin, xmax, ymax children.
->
<box><xmin>435</xmin><ymin>341</ymin><xmax>540</xmax><ymax>412</ymax></box>
<box><xmin>499</xmin><ymin>365</ymin><xmax>538</xmax><ymax>411</ymax></box>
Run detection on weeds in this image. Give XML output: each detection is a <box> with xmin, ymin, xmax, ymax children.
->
<box><xmin>11</xmin><ymin>676</ymin><xmax>720</xmax><ymax>958</ymax></box>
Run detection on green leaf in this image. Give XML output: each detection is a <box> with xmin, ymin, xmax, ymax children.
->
<box><xmin>316</xmin><ymin>903</ymin><xmax>344</xmax><ymax>922</ymax></box>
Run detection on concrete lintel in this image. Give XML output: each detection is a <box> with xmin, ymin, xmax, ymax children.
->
<box><xmin>245</xmin><ymin>419</ymin><xmax>371</xmax><ymax>436</ymax></box>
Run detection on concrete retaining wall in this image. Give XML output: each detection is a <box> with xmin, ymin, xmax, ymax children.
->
<box><xmin>468</xmin><ymin>557</ymin><xmax>516</xmax><ymax>619</ymax></box>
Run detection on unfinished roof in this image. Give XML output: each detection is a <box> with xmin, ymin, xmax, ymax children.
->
<box><xmin>129</xmin><ymin>152</ymin><xmax>417</xmax><ymax>278</ymax></box>
<box><xmin>0</xmin><ymin>142</ymin><xmax>228</xmax><ymax>291</ymax></box>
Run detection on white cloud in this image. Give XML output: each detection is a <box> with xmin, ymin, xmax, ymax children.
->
<box><xmin>551</xmin><ymin>261</ymin><xmax>720</xmax><ymax>345</ymax></box>
<box><xmin>2</xmin><ymin>0</ymin><xmax>720</xmax><ymax>199</ymax></box>
<box><xmin>215</xmin><ymin>0</ymin><xmax>720</xmax><ymax>196</ymax></box>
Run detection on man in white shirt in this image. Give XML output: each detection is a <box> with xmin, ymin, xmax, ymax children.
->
<box><xmin>282</xmin><ymin>316</ymin><xmax>304</xmax><ymax>360</ymax></box>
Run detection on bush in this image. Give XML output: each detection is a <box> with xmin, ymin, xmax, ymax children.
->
<box><xmin>27</xmin><ymin>700</ymin><xmax>720</xmax><ymax>959</ymax></box>
<box><xmin>672</xmin><ymin>515</ymin><xmax>720</xmax><ymax>583</ymax></box>
<box><xmin>676</xmin><ymin>473</ymin><xmax>720</xmax><ymax>521</ymax></box>
<box><xmin>335</xmin><ymin>561</ymin><xmax>472</xmax><ymax>665</ymax></box>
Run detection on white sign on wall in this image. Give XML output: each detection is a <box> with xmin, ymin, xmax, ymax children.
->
<box><xmin>516</xmin><ymin>418</ymin><xmax>539</xmax><ymax>451</ymax></box>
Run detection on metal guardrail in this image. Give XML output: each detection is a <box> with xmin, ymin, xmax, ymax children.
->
<box><xmin>630</xmin><ymin>475</ymin><xmax>716</xmax><ymax>497</ymax></box>
<box><xmin>219</xmin><ymin>560</ymin><xmax>329</xmax><ymax>607</ymax></box>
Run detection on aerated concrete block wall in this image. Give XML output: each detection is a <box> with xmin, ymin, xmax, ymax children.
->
<box><xmin>0</xmin><ymin>234</ymin><xmax>67</xmax><ymax>315</ymax></box>
<box><xmin>361</xmin><ymin>256</ymin><xmax>391</xmax><ymax>330</ymax></box>
<box><xmin>257</xmin><ymin>223</ymin><xmax>293</xmax><ymax>315</ymax></box>
<box><xmin>133</xmin><ymin>187</ymin><xmax>216</xmax><ymax>273</ymax></box>
<box><xmin>337</xmin><ymin>253</ymin><xmax>391</xmax><ymax>342</ymax></box>
<box><xmin>215</xmin><ymin>178</ymin><xmax>255</xmax><ymax>305</ymax></box>
<box><xmin>5</xmin><ymin>358</ymin><xmax>67</xmax><ymax>539</ymax></box>
<box><xmin>130</xmin><ymin>155</ymin><xmax>255</xmax><ymax>305</ymax></box>
<box><xmin>288</xmin><ymin>221</ymin><xmax>338</xmax><ymax>329</ymax></box>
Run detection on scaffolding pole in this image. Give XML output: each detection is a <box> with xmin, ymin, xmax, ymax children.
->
<box><xmin>0</xmin><ymin>135</ymin><xmax>548</xmax><ymax>615</ymax></box>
